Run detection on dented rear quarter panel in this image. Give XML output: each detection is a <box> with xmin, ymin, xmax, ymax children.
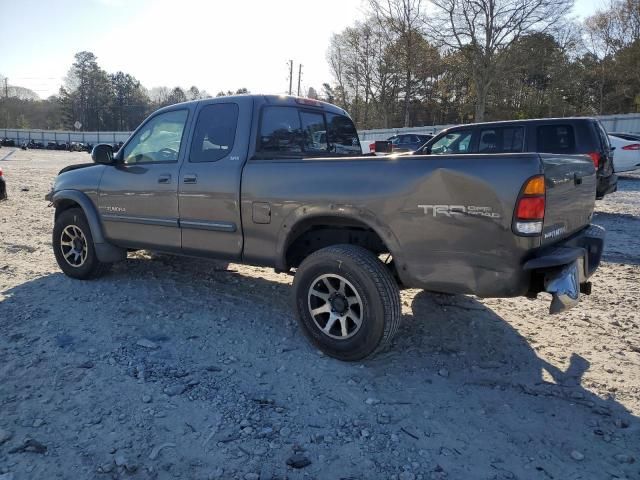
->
<box><xmin>241</xmin><ymin>153</ymin><xmax>545</xmax><ymax>297</ymax></box>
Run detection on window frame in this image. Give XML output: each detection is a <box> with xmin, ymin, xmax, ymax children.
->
<box><xmin>120</xmin><ymin>108</ymin><xmax>190</xmax><ymax>166</ymax></box>
<box><xmin>188</xmin><ymin>103</ymin><xmax>239</xmax><ymax>164</ymax></box>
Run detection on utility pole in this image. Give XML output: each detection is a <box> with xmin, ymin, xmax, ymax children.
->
<box><xmin>288</xmin><ymin>60</ymin><xmax>293</xmax><ymax>95</ymax></box>
<box><xmin>297</xmin><ymin>64</ymin><xmax>303</xmax><ymax>97</ymax></box>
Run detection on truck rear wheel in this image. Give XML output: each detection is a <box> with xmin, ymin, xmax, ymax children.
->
<box><xmin>53</xmin><ymin>208</ymin><xmax>111</xmax><ymax>279</ymax></box>
<box><xmin>293</xmin><ymin>244</ymin><xmax>401</xmax><ymax>361</ymax></box>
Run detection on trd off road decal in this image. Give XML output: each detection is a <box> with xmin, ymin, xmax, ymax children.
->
<box><xmin>418</xmin><ymin>204</ymin><xmax>501</xmax><ymax>219</ymax></box>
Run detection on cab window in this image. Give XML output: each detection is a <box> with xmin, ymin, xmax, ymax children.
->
<box><xmin>258</xmin><ymin>107</ymin><xmax>303</xmax><ymax>154</ymax></box>
<box><xmin>189</xmin><ymin>103</ymin><xmax>239</xmax><ymax>163</ymax></box>
<box><xmin>478</xmin><ymin>127</ymin><xmax>524</xmax><ymax>153</ymax></box>
<box><xmin>256</xmin><ymin>107</ymin><xmax>361</xmax><ymax>157</ymax></box>
<box><xmin>537</xmin><ymin>125</ymin><xmax>576</xmax><ymax>153</ymax></box>
<box><xmin>430</xmin><ymin>130</ymin><xmax>473</xmax><ymax>154</ymax></box>
<box><xmin>123</xmin><ymin>110</ymin><xmax>188</xmax><ymax>164</ymax></box>
<box><xmin>301</xmin><ymin>111</ymin><xmax>328</xmax><ymax>153</ymax></box>
<box><xmin>325</xmin><ymin>112</ymin><xmax>361</xmax><ymax>155</ymax></box>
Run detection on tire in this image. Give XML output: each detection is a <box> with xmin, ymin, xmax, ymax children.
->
<box><xmin>292</xmin><ymin>244</ymin><xmax>401</xmax><ymax>361</ymax></box>
<box><xmin>53</xmin><ymin>208</ymin><xmax>111</xmax><ymax>279</ymax></box>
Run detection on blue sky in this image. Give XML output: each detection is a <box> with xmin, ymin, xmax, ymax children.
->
<box><xmin>0</xmin><ymin>0</ymin><xmax>602</xmax><ymax>99</ymax></box>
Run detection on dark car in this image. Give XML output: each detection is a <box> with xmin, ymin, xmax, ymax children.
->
<box><xmin>369</xmin><ymin>133</ymin><xmax>432</xmax><ymax>154</ymax></box>
<box><xmin>1</xmin><ymin>138</ymin><xmax>16</xmax><ymax>147</ymax></box>
<box><xmin>417</xmin><ymin>117</ymin><xmax>617</xmax><ymax>199</ymax></box>
<box><xmin>0</xmin><ymin>167</ymin><xmax>6</xmax><ymax>201</ymax></box>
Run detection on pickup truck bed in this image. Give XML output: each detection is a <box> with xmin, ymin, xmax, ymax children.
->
<box><xmin>46</xmin><ymin>95</ymin><xmax>605</xmax><ymax>360</ymax></box>
<box><xmin>241</xmin><ymin>152</ymin><xmax>597</xmax><ymax>298</ymax></box>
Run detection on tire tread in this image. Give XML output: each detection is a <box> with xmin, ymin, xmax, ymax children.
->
<box><xmin>296</xmin><ymin>244</ymin><xmax>401</xmax><ymax>359</ymax></box>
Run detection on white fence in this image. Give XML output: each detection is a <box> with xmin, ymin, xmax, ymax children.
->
<box><xmin>598</xmin><ymin>113</ymin><xmax>640</xmax><ymax>134</ymax></box>
<box><xmin>2</xmin><ymin>113</ymin><xmax>638</xmax><ymax>150</ymax></box>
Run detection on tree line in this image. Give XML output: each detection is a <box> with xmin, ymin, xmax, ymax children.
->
<box><xmin>326</xmin><ymin>0</ymin><xmax>640</xmax><ymax>128</ymax></box>
<box><xmin>0</xmin><ymin>52</ymin><xmax>248</xmax><ymax>131</ymax></box>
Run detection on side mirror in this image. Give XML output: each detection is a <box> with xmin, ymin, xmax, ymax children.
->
<box><xmin>91</xmin><ymin>144</ymin><xmax>114</xmax><ymax>164</ymax></box>
<box><xmin>374</xmin><ymin>140</ymin><xmax>392</xmax><ymax>154</ymax></box>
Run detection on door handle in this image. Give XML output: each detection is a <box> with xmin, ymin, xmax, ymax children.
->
<box><xmin>574</xmin><ymin>173</ymin><xmax>583</xmax><ymax>186</ymax></box>
<box><xmin>158</xmin><ymin>174</ymin><xmax>172</xmax><ymax>184</ymax></box>
<box><xmin>183</xmin><ymin>174</ymin><xmax>197</xmax><ymax>184</ymax></box>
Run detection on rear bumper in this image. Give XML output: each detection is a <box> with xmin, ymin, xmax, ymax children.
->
<box><xmin>597</xmin><ymin>172</ymin><xmax>617</xmax><ymax>199</ymax></box>
<box><xmin>524</xmin><ymin>224</ymin><xmax>605</xmax><ymax>278</ymax></box>
<box><xmin>523</xmin><ymin>224</ymin><xmax>605</xmax><ymax>312</ymax></box>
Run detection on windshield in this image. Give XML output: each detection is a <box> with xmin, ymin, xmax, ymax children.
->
<box><xmin>429</xmin><ymin>130</ymin><xmax>473</xmax><ymax>154</ymax></box>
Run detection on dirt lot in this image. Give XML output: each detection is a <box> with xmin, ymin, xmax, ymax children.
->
<box><xmin>0</xmin><ymin>149</ymin><xmax>639</xmax><ymax>480</ymax></box>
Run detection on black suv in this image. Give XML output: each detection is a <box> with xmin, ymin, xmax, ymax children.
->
<box><xmin>418</xmin><ymin>118</ymin><xmax>617</xmax><ymax>199</ymax></box>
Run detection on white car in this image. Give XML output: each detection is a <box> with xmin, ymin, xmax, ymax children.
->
<box><xmin>609</xmin><ymin>133</ymin><xmax>640</xmax><ymax>172</ymax></box>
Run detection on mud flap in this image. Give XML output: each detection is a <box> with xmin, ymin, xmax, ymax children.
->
<box><xmin>545</xmin><ymin>261</ymin><xmax>580</xmax><ymax>314</ymax></box>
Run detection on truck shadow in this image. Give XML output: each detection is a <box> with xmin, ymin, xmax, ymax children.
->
<box><xmin>592</xmin><ymin>211</ymin><xmax>640</xmax><ymax>265</ymax></box>
<box><xmin>1</xmin><ymin>256</ymin><xmax>638</xmax><ymax>478</ymax></box>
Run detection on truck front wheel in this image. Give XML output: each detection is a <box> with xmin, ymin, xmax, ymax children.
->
<box><xmin>53</xmin><ymin>208</ymin><xmax>111</xmax><ymax>279</ymax></box>
<box><xmin>293</xmin><ymin>244</ymin><xmax>401</xmax><ymax>361</ymax></box>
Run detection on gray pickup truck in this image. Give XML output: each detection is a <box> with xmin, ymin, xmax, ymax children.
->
<box><xmin>46</xmin><ymin>95</ymin><xmax>605</xmax><ymax>360</ymax></box>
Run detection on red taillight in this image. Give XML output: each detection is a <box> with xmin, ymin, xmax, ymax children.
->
<box><xmin>516</xmin><ymin>197</ymin><xmax>545</xmax><ymax>220</ymax></box>
<box><xmin>622</xmin><ymin>143</ymin><xmax>640</xmax><ymax>151</ymax></box>
<box><xmin>514</xmin><ymin>175</ymin><xmax>545</xmax><ymax>235</ymax></box>
<box><xmin>0</xmin><ymin>168</ymin><xmax>3</xmax><ymax>177</ymax></box>
<box><xmin>588</xmin><ymin>152</ymin><xmax>601</xmax><ymax>168</ymax></box>
<box><xmin>369</xmin><ymin>142</ymin><xmax>375</xmax><ymax>152</ymax></box>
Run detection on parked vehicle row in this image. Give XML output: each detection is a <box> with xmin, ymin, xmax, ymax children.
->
<box><xmin>46</xmin><ymin>95</ymin><xmax>604</xmax><ymax>360</ymax></box>
<box><xmin>2</xmin><ymin>138</ymin><xmax>125</xmax><ymax>153</ymax></box>
<box><xmin>19</xmin><ymin>140</ymin><xmax>94</xmax><ymax>152</ymax></box>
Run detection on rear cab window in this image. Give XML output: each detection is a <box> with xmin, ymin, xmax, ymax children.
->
<box><xmin>536</xmin><ymin>125</ymin><xmax>576</xmax><ymax>153</ymax></box>
<box><xmin>256</xmin><ymin>106</ymin><xmax>361</xmax><ymax>158</ymax></box>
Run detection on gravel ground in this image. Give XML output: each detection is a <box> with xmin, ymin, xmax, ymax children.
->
<box><xmin>0</xmin><ymin>149</ymin><xmax>639</xmax><ymax>480</ymax></box>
